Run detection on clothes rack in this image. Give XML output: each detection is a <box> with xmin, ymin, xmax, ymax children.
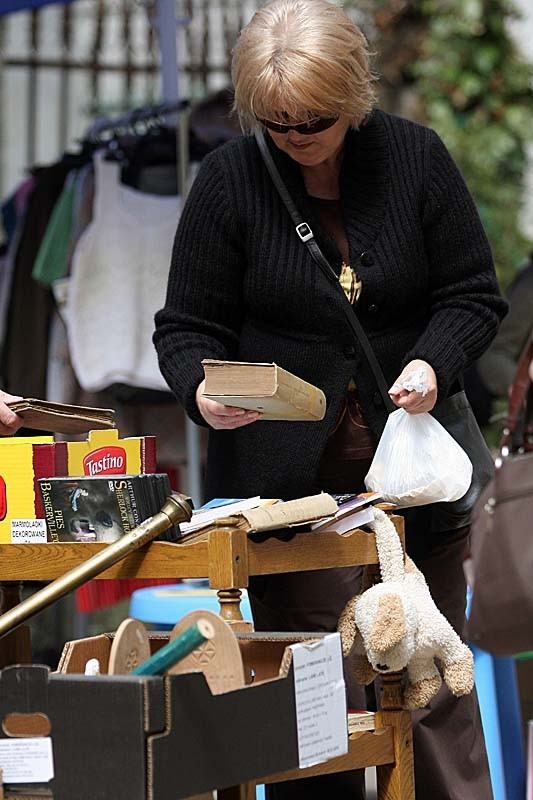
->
<box><xmin>84</xmin><ymin>99</ymin><xmax>189</xmax><ymax>142</ymax></box>
<box><xmin>85</xmin><ymin>98</ymin><xmax>191</xmax><ymax>208</ymax></box>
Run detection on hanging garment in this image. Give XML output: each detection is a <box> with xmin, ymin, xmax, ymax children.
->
<box><xmin>0</xmin><ymin>177</ymin><xmax>35</xmax><ymax>356</ymax></box>
<box><xmin>66</xmin><ymin>151</ymin><xmax>180</xmax><ymax>392</ymax></box>
<box><xmin>2</xmin><ymin>157</ymin><xmax>80</xmax><ymax>398</ymax></box>
<box><xmin>66</xmin><ymin>163</ymin><xmax>95</xmax><ymax>271</ymax></box>
<box><xmin>32</xmin><ymin>170</ymin><xmax>77</xmax><ymax>286</ymax></box>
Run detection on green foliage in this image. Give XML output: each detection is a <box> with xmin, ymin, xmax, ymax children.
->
<box><xmin>411</xmin><ymin>0</ymin><xmax>533</xmax><ymax>287</ymax></box>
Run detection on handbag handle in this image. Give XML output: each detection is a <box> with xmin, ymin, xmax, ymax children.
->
<box><xmin>254</xmin><ymin>130</ymin><xmax>396</xmax><ymax>414</ymax></box>
<box><xmin>500</xmin><ymin>330</ymin><xmax>533</xmax><ymax>453</ymax></box>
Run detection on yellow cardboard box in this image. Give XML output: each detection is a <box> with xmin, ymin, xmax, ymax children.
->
<box><xmin>65</xmin><ymin>429</ymin><xmax>156</xmax><ymax>477</ymax></box>
<box><xmin>0</xmin><ymin>436</ymin><xmax>59</xmax><ymax>543</ymax></box>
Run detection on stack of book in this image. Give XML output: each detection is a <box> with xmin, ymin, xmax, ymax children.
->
<box><xmin>179</xmin><ymin>493</ymin><xmax>383</xmax><ymax>541</ymax></box>
<box><xmin>176</xmin><ymin>494</ymin><xmax>344</xmax><ymax>542</ymax></box>
<box><xmin>310</xmin><ymin>492</ymin><xmax>382</xmax><ymax>535</ymax></box>
<box><xmin>347</xmin><ymin>710</ymin><xmax>376</xmax><ymax>734</ymax></box>
<box><xmin>38</xmin><ymin>474</ymin><xmax>184</xmax><ymax>543</ymax></box>
<box><xmin>178</xmin><ymin>497</ymin><xmax>280</xmax><ymax>538</ymax></box>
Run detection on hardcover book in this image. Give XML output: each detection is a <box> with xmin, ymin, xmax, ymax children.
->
<box><xmin>7</xmin><ymin>398</ymin><xmax>115</xmax><ymax>434</ymax></box>
<box><xmin>201</xmin><ymin>359</ymin><xmax>326</xmax><ymax>421</ymax></box>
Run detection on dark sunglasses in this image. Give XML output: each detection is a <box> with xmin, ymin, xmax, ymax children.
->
<box><xmin>258</xmin><ymin>115</ymin><xmax>339</xmax><ymax>135</ymax></box>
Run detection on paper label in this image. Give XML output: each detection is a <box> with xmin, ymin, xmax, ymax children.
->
<box><xmin>10</xmin><ymin>519</ymin><xmax>48</xmax><ymax>543</ymax></box>
<box><xmin>290</xmin><ymin>632</ymin><xmax>348</xmax><ymax>768</ymax></box>
<box><xmin>0</xmin><ymin>737</ymin><xmax>54</xmax><ymax>783</ymax></box>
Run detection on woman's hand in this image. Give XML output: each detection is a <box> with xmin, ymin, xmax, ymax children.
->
<box><xmin>0</xmin><ymin>390</ymin><xmax>22</xmax><ymax>435</ymax></box>
<box><xmin>196</xmin><ymin>380</ymin><xmax>262</xmax><ymax>429</ymax></box>
<box><xmin>388</xmin><ymin>359</ymin><xmax>438</xmax><ymax>414</ymax></box>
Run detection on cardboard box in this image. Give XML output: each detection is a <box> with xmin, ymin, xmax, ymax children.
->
<box><xmin>0</xmin><ymin>437</ymin><xmax>66</xmax><ymax>543</ymax></box>
<box><xmin>65</xmin><ymin>429</ymin><xmax>156</xmax><ymax>478</ymax></box>
<box><xmin>0</xmin><ymin>632</ymin><xmax>340</xmax><ymax>800</ymax></box>
<box><xmin>0</xmin><ymin>431</ymin><xmax>156</xmax><ymax>544</ymax></box>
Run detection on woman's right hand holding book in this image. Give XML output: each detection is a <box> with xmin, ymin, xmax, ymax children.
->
<box><xmin>196</xmin><ymin>380</ymin><xmax>261</xmax><ymax>430</ymax></box>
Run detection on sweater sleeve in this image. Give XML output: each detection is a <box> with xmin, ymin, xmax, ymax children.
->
<box><xmin>153</xmin><ymin>152</ymin><xmax>245</xmax><ymax>425</ymax></box>
<box><xmin>403</xmin><ymin>128</ymin><xmax>508</xmax><ymax>398</ymax></box>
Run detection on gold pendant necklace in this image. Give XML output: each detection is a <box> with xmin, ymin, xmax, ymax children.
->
<box><xmin>340</xmin><ymin>262</ymin><xmax>362</xmax><ymax>304</ymax></box>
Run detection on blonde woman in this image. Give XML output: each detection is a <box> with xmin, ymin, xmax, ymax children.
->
<box><xmin>155</xmin><ymin>1</ymin><xmax>506</xmax><ymax>796</ymax></box>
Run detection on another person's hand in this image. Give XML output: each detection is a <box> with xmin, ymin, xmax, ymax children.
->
<box><xmin>196</xmin><ymin>380</ymin><xmax>261</xmax><ymax>429</ymax></box>
<box><xmin>0</xmin><ymin>390</ymin><xmax>23</xmax><ymax>435</ymax></box>
<box><xmin>388</xmin><ymin>359</ymin><xmax>438</xmax><ymax>414</ymax></box>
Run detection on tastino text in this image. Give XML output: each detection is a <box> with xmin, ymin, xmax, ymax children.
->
<box><xmin>83</xmin><ymin>446</ymin><xmax>126</xmax><ymax>476</ymax></box>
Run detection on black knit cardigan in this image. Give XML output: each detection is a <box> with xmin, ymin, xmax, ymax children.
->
<box><xmin>154</xmin><ymin>110</ymin><xmax>507</xmax><ymax>502</ymax></box>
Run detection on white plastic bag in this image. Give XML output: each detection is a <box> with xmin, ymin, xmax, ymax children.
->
<box><xmin>365</xmin><ymin>408</ymin><xmax>473</xmax><ymax>507</ymax></box>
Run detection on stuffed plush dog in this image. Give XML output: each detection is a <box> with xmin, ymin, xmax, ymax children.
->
<box><xmin>338</xmin><ymin>508</ymin><xmax>474</xmax><ymax>709</ymax></box>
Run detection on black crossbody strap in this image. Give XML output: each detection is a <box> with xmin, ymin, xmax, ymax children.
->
<box><xmin>255</xmin><ymin>130</ymin><xmax>395</xmax><ymax>413</ymax></box>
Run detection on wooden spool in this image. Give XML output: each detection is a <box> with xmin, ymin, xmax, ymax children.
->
<box><xmin>167</xmin><ymin>609</ymin><xmax>245</xmax><ymax>694</ymax></box>
<box><xmin>108</xmin><ymin>618</ymin><xmax>151</xmax><ymax>675</ymax></box>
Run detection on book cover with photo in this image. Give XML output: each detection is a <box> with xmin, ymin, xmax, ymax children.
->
<box><xmin>38</xmin><ymin>474</ymin><xmax>180</xmax><ymax>543</ymax></box>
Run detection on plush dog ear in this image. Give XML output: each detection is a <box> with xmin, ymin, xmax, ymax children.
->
<box><xmin>368</xmin><ymin>595</ymin><xmax>407</xmax><ymax>652</ymax></box>
<box><xmin>337</xmin><ymin>595</ymin><xmax>360</xmax><ymax>656</ymax></box>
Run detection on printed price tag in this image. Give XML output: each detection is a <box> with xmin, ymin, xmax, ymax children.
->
<box><xmin>10</xmin><ymin>519</ymin><xmax>48</xmax><ymax>543</ymax></box>
<box><xmin>290</xmin><ymin>632</ymin><xmax>348</xmax><ymax>768</ymax></box>
<box><xmin>0</xmin><ymin>737</ymin><xmax>54</xmax><ymax>783</ymax></box>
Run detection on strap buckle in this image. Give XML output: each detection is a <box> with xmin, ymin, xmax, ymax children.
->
<box><xmin>296</xmin><ymin>222</ymin><xmax>313</xmax><ymax>242</ymax></box>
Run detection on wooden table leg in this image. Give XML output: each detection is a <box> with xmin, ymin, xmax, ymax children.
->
<box><xmin>0</xmin><ymin>581</ymin><xmax>32</xmax><ymax>667</ymax></box>
<box><xmin>217</xmin><ymin>588</ymin><xmax>244</xmax><ymax>622</ymax></box>
<box><xmin>375</xmin><ymin>673</ymin><xmax>415</xmax><ymax>800</ymax></box>
<box><xmin>217</xmin><ymin>589</ymin><xmax>254</xmax><ymax>633</ymax></box>
<box><xmin>209</xmin><ymin>524</ymin><xmax>253</xmax><ymax>631</ymax></box>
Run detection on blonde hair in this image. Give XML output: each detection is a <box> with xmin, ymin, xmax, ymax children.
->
<box><xmin>232</xmin><ymin>0</ymin><xmax>376</xmax><ymax>131</ymax></box>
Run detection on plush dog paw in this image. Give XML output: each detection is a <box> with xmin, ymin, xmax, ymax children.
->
<box><xmin>443</xmin><ymin>651</ymin><xmax>474</xmax><ymax>697</ymax></box>
<box><xmin>403</xmin><ymin>674</ymin><xmax>442</xmax><ymax>710</ymax></box>
<box><xmin>338</xmin><ymin>595</ymin><xmax>360</xmax><ymax>657</ymax></box>
<box><xmin>353</xmin><ymin>654</ymin><xmax>378</xmax><ymax>685</ymax></box>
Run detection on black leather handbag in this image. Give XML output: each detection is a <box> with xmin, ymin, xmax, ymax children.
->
<box><xmin>467</xmin><ymin>335</ymin><xmax>533</xmax><ymax>654</ymax></box>
<box><xmin>255</xmin><ymin>130</ymin><xmax>494</xmax><ymax>530</ymax></box>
